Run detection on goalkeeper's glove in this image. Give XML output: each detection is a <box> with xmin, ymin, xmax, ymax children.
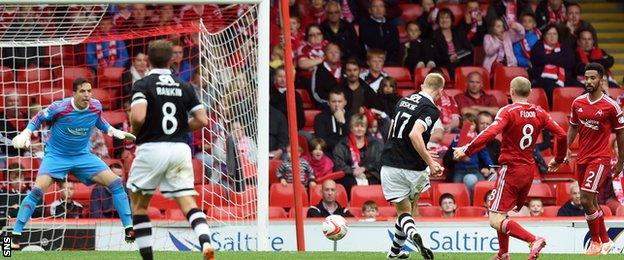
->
<box><xmin>12</xmin><ymin>129</ymin><xmax>32</xmax><ymax>149</ymax></box>
<box><xmin>108</xmin><ymin>127</ymin><xmax>136</xmax><ymax>141</ymax></box>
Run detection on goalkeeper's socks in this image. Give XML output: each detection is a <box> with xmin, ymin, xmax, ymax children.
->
<box><xmin>585</xmin><ymin>209</ymin><xmax>602</xmax><ymax>243</ymax></box>
<box><xmin>596</xmin><ymin>210</ymin><xmax>610</xmax><ymax>242</ymax></box>
<box><xmin>397</xmin><ymin>213</ymin><xmax>418</xmax><ymax>240</ymax></box>
<box><xmin>108</xmin><ymin>178</ymin><xmax>133</xmax><ymax>227</ymax></box>
<box><xmin>186</xmin><ymin>208</ymin><xmax>211</xmax><ymax>247</ymax></box>
<box><xmin>496</xmin><ymin>230</ymin><xmax>509</xmax><ymax>255</ymax></box>
<box><xmin>133</xmin><ymin>215</ymin><xmax>153</xmax><ymax>260</ymax></box>
<box><xmin>390</xmin><ymin>221</ymin><xmax>407</xmax><ymax>255</ymax></box>
<box><xmin>501</xmin><ymin>218</ymin><xmax>535</xmax><ymax>243</ymax></box>
<box><xmin>13</xmin><ymin>187</ymin><xmax>43</xmax><ymax>233</ymax></box>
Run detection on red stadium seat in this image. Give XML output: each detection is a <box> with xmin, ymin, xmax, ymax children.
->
<box><xmin>269</xmin><ymin>159</ymin><xmax>282</xmax><ymax>184</ymax></box>
<box><xmin>230</xmin><ymin>188</ymin><xmax>258</xmax><ymax>207</ymax></box>
<box><xmin>102</xmin><ymin>111</ymin><xmax>127</xmax><ymax>126</ymax></box>
<box><xmin>492</xmin><ymin>66</ymin><xmax>529</xmax><ymax>92</ymax></box>
<box><xmin>208</xmin><ymin>206</ymin><xmax>246</xmax><ymax>220</ymax></box>
<box><xmin>148</xmin><ymin>206</ymin><xmax>163</xmax><ymax>219</ymax></box>
<box><xmin>349</xmin><ymin>207</ymin><xmax>362</xmax><ymax>217</ymax></box>
<box><xmin>454</xmin><ymin>66</ymin><xmax>490</xmax><ymax>91</ymax></box>
<box><xmin>315</xmin><ymin>171</ymin><xmax>345</xmax><ymax>183</ymax></box>
<box><xmin>303</xmin><ymin>109</ymin><xmax>321</xmax><ymax>132</ymax></box>
<box><xmin>418</xmin><ymin>188</ymin><xmax>433</xmax><ymax>206</ymax></box>
<box><xmin>192</xmin><ymin>159</ymin><xmax>205</xmax><ymax>185</ymax></box>
<box><xmin>269</xmin><ymin>206</ymin><xmax>288</xmax><ymax>219</ymax></box>
<box><xmin>418</xmin><ymin>206</ymin><xmax>442</xmax><ymax>217</ymax></box>
<box><xmin>554</xmin><ymin>181</ymin><xmax>574</xmax><ymax>205</ymax></box>
<box><xmin>60</xmin><ymin>67</ymin><xmax>95</xmax><ymax>91</ymax></box>
<box><xmin>91</xmin><ymin>88</ymin><xmax>118</xmax><ymax>110</ymax></box>
<box><xmin>269</xmin><ymin>183</ymin><xmax>309</xmax><ymax>208</ymax></box>
<box><xmin>542</xmin><ymin>206</ymin><xmax>560</xmax><ymax>217</ymax></box>
<box><xmin>456</xmin><ymin>206</ymin><xmax>487</xmax><ymax>217</ymax></box>
<box><xmin>397</xmin><ymin>89</ymin><xmax>415</xmax><ymax>97</ymax></box>
<box><xmin>473</xmin><ymin>181</ymin><xmax>496</xmax><ymax>207</ymax></box>
<box><xmin>486</xmin><ymin>89</ymin><xmax>509</xmax><ymax>107</ymax></box>
<box><xmin>151</xmin><ymin>191</ymin><xmax>179</xmax><ymax>210</ymax></box>
<box><xmin>549</xmin><ymin>111</ymin><xmax>569</xmax><ymax>132</ymax></box>
<box><xmin>298</xmin><ymin>134</ymin><xmax>309</xmax><ymax>156</ymax></box>
<box><xmin>528</xmin><ymin>88</ymin><xmax>549</xmax><ymax>110</ymax></box>
<box><xmin>195</xmin><ymin>184</ymin><xmax>230</xmax><ymax>207</ymax></box>
<box><xmin>6</xmin><ymin>157</ymin><xmax>40</xmax><ymax>181</ymax></box>
<box><xmin>97</xmin><ymin>67</ymin><xmax>124</xmax><ymax>89</ymax></box>
<box><xmin>309</xmin><ymin>183</ymin><xmax>348</xmax><ymax>207</ymax></box>
<box><xmin>289</xmin><ymin>207</ymin><xmax>309</xmax><ymax>219</ymax></box>
<box><xmin>527</xmin><ymin>183</ymin><xmax>554</xmax><ymax>200</ymax></box>
<box><xmin>72</xmin><ymin>182</ymin><xmax>92</xmax><ymax>206</ymax></box>
<box><xmin>385</xmin><ymin>67</ymin><xmax>413</xmax><ymax>88</ymax></box>
<box><xmin>350</xmin><ymin>185</ymin><xmax>391</xmax><ymax>208</ymax></box>
<box><xmin>552</xmin><ymin>87</ymin><xmax>584</xmax><ymax>114</ymax></box>
<box><xmin>1</xmin><ymin>66</ymin><xmax>14</xmax><ymax>89</ymax></box>
<box><xmin>443</xmin><ymin>88</ymin><xmax>462</xmax><ymax>98</ymax></box>
<box><xmin>399</xmin><ymin>3</ymin><xmax>423</xmax><ymax>22</ymax></box>
<box><xmin>473</xmin><ymin>46</ymin><xmax>485</xmax><ymax>67</ymax></box>
<box><xmin>438</xmin><ymin>3</ymin><xmax>465</xmax><ymax>26</ymax></box>
<box><xmin>617</xmin><ymin>206</ymin><xmax>624</xmax><ymax>216</ymax></box>
<box><xmin>543</xmin><ymin>155</ymin><xmax>576</xmax><ymax>182</ymax></box>
<box><xmin>296</xmin><ymin>89</ymin><xmax>315</xmax><ymax>109</ymax></box>
<box><xmin>16</xmin><ymin>67</ymin><xmax>53</xmax><ymax>90</ymax></box>
<box><xmin>414</xmin><ymin>67</ymin><xmax>451</xmax><ymax>88</ymax></box>
<box><xmin>165</xmin><ymin>209</ymin><xmax>187</xmax><ymax>220</ymax></box>
<box><xmin>433</xmin><ymin>183</ymin><xmax>470</xmax><ymax>207</ymax></box>
<box><xmin>378</xmin><ymin>206</ymin><xmax>397</xmax><ymax>218</ymax></box>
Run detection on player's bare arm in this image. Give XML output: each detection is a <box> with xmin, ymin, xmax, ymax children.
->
<box><xmin>564</xmin><ymin>125</ymin><xmax>578</xmax><ymax>164</ymax></box>
<box><xmin>188</xmin><ymin>107</ymin><xmax>209</xmax><ymax>131</ymax></box>
<box><xmin>409</xmin><ymin>123</ymin><xmax>443</xmax><ymax>176</ymax></box>
<box><xmin>129</xmin><ymin>101</ymin><xmax>147</xmax><ymax>135</ymax></box>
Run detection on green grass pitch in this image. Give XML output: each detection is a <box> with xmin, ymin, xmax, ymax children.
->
<box><xmin>8</xmin><ymin>251</ymin><xmax>624</xmax><ymax>259</ymax></box>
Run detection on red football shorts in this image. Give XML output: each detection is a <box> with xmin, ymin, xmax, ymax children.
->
<box><xmin>576</xmin><ymin>163</ymin><xmax>610</xmax><ymax>193</ymax></box>
<box><xmin>488</xmin><ymin>164</ymin><xmax>533</xmax><ymax>213</ymax></box>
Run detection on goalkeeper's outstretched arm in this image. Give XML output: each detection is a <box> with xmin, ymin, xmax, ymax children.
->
<box><xmin>12</xmin><ymin>101</ymin><xmax>61</xmax><ymax>148</ymax></box>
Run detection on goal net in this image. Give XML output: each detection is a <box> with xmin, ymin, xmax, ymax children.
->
<box><xmin>0</xmin><ymin>3</ymin><xmax>269</xmax><ymax>252</ymax></box>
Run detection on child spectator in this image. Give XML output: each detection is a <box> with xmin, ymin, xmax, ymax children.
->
<box><xmin>377</xmin><ymin>77</ymin><xmax>401</xmax><ymax>118</ymax></box>
<box><xmin>50</xmin><ymin>182</ymin><xmax>84</xmax><ymax>219</ymax></box>
<box><xmin>360</xmin><ymin>49</ymin><xmax>388</xmax><ymax>93</ymax></box>
<box><xmin>277</xmin><ymin>146</ymin><xmax>317</xmax><ymax>188</ymax></box>
<box><xmin>361</xmin><ymin>200</ymin><xmax>379</xmax><ymax>222</ymax></box>
<box><xmin>483</xmin><ymin>18</ymin><xmax>525</xmax><ymax>74</ymax></box>
<box><xmin>528</xmin><ymin>198</ymin><xmax>544</xmax><ymax>217</ymax></box>
<box><xmin>90</xmin><ymin>161</ymin><xmax>125</xmax><ymax>218</ymax></box>
<box><xmin>440</xmin><ymin>193</ymin><xmax>457</xmax><ymax>218</ymax></box>
<box><xmin>303</xmin><ymin>138</ymin><xmax>334</xmax><ymax>181</ymax></box>
<box><xmin>403</xmin><ymin>21</ymin><xmax>436</xmax><ymax>72</ymax></box>
<box><xmin>513</xmin><ymin>12</ymin><xmax>541</xmax><ymax>68</ymax></box>
<box><xmin>459</xmin><ymin>0</ymin><xmax>487</xmax><ymax>47</ymax></box>
<box><xmin>289</xmin><ymin>16</ymin><xmax>305</xmax><ymax>56</ymax></box>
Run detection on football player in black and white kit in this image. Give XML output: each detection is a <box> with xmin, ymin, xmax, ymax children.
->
<box><xmin>127</xmin><ymin>40</ymin><xmax>213</xmax><ymax>260</ymax></box>
<box><xmin>381</xmin><ymin>73</ymin><xmax>445</xmax><ymax>259</ymax></box>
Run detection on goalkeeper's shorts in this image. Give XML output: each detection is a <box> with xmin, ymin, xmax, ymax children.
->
<box><xmin>127</xmin><ymin>142</ymin><xmax>197</xmax><ymax>198</ymax></box>
<box><xmin>39</xmin><ymin>153</ymin><xmax>109</xmax><ymax>185</ymax></box>
<box><xmin>381</xmin><ymin>165</ymin><xmax>431</xmax><ymax>204</ymax></box>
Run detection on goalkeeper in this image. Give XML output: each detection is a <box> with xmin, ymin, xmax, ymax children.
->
<box><xmin>9</xmin><ymin>78</ymin><xmax>136</xmax><ymax>248</ymax></box>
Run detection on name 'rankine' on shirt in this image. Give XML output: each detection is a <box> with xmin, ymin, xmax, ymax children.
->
<box><xmin>156</xmin><ymin>87</ymin><xmax>182</xmax><ymax>97</ymax></box>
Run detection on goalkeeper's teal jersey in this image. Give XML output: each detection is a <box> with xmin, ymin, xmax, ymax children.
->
<box><xmin>26</xmin><ymin>97</ymin><xmax>111</xmax><ymax>156</ymax></box>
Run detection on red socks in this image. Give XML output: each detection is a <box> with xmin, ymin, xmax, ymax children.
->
<box><xmin>596</xmin><ymin>211</ymin><xmax>610</xmax><ymax>242</ymax></box>
<box><xmin>497</xmin><ymin>230</ymin><xmax>509</xmax><ymax>255</ymax></box>
<box><xmin>501</xmin><ymin>218</ymin><xmax>536</xmax><ymax>243</ymax></box>
<box><xmin>585</xmin><ymin>210</ymin><xmax>602</xmax><ymax>243</ymax></box>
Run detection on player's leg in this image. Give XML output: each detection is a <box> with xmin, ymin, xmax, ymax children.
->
<box><xmin>75</xmin><ymin>154</ymin><xmax>133</xmax><ymax>241</ymax></box>
<box><xmin>578</xmin><ymin>163</ymin><xmax>609</xmax><ymax>255</ymax></box>
<box><xmin>129</xmin><ymin>191</ymin><xmax>154</xmax><ymax>260</ymax></box>
<box><xmin>11</xmin><ymin>174</ymin><xmax>55</xmax><ymax>248</ymax></box>
<box><xmin>162</xmin><ymin>142</ymin><xmax>214</xmax><ymax>260</ymax></box>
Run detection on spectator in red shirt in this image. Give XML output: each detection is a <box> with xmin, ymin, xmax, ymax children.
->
<box><xmin>455</xmin><ymin>72</ymin><xmax>500</xmax><ymax>117</ymax></box>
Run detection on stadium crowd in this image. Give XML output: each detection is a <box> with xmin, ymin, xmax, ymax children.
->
<box><xmin>1</xmin><ymin>1</ymin><xmax>624</xmax><ymax>221</ymax></box>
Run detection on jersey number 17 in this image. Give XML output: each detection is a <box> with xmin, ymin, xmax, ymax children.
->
<box><xmin>388</xmin><ymin>112</ymin><xmax>412</xmax><ymax>139</ymax></box>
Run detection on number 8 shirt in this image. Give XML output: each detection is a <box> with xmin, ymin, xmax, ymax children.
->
<box><xmin>463</xmin><ymin>102</ymin><xmax>567</xmax><ymax>213</ymax></box>
<box><xmin>570</xmin><ymin>93</ymin><xmax>624</xmax><ymax>192</ymax></box>
<box><xmin>131</xmin><ymin>68</ymin><xmax>203</xmax><ymax>145</ymax></box>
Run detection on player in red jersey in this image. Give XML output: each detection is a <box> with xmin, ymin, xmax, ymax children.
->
<box><xmin>454</xmin><ymin>77</ymin><xmax>567</xmax><ymax>260</ymax></box>
<box><xmin>567</xmin><ymin>63</ymin><xmax>624</xmax><ymax>255</ymax></box>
